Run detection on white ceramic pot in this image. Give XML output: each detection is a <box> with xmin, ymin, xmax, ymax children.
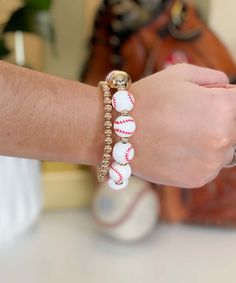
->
<box><xmin>0</xmin><ymin>157</ymin><xmax>42</xmax><ymax>244</ymax></box>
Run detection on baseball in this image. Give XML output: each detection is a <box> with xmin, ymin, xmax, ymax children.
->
<box><xmin>113</xmin><ymin>141</ymin><xmax>134</xmax><ymax>165</ymax></box>
<box><xmin>114</xmin><ymin>115</ymin><xmax>136</xmax><ymax>138</ymax></box>
<box><xmin>92</xmin><ymin>176</ymin><xmax>159</xmax><ymax>242</ymax></box>
<box><xmin>109</xmin><ymin>161</ymin><xmax>131</xmax><ymax>184</ymax></box>
<box><xmin>112</xmin><ymin>90</ymin><xmax>134</xmax><ymax>112</ymax></box>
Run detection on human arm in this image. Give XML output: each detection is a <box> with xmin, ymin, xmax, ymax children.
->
<box><xmin>0</xmin><ymin>60</ymin><xmax>104</xmax><ymax>165</ymax></box>
<box><xmin>0</xmin><ymin>61</ymin><xmax>235</xmax><ymax>188</ymax></box>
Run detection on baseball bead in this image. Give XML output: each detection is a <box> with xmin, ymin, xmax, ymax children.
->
<box><xmin>114</xmin><ymin>115</ymin><xmax>136</xmax><ymax>138</ymax></box>
<box><xmin>112</xmin><ymin>90</ymin><xmax>134</xmax><ymax>112</ymax></box>
<box><xmin>107</xmin><ymin>178</ymin><xmax>128</xmax><ymax>190</ymax></box>
<box><xmin>109</xmin><ymin>161</ymin><xmax>131</xmax><ymax>184</ymax></box>
<box><xmin>113</xmin><ymin>141</ymin><xmax>134</xmax><ymax>165</ymax></box>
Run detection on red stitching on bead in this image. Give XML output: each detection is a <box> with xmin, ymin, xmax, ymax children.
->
<box><xmin>124</xmin><ymin>146</ymin><xmax>133</xmax><ymax>163</ymax></box>
<box><xmin>127</xmin><ymin>92</ymin><xmax>134</xmax><ymax>105</ymax></box>
<box><xmin>110</xmin><ymin>165</ymin><xmax>123</xmax><ymax>184</ymax></box>
<box><xmin>114</xmin><ymin>118</ymin><xmax>134</xmax><ymax>125</ymax></box>
<box><xmin>114</xmin><ymin>128</ymin><xmax>134</xmax><ymax>136</ymax></box>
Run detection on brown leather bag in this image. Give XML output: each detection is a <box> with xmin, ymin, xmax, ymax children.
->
<box><xmin>158</xmin><ymin>167</ymin><xmax>236</xmax><ymax>226</ymax></box>
<box><xmin>82</xmin><ymin>0</ymin><xmax>236</xmax><ymax>84</ymax></box>
<box><xmin>82</xmin><ymin>0</ymin><xmax>236</xmax><ymax>227</ymax></box>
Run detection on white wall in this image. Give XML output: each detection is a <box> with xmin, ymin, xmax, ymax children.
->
<box><xmin>208</xmin><ymin>0</ymin><xmax>236</xmax><ymax>60</ymax></box>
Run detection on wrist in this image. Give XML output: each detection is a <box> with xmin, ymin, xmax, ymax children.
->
<box><xmin>96</xmin><ymin>71</ymin><xmax>136</xmax><ymax>190</ymax></box>
<box><xmin>78</xmin><ymin>85</ymin><xmax>105</xmax><ymax>166</ymax></box>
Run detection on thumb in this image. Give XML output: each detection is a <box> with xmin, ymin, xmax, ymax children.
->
<box><xmin>176</xmin><ymin>64</ymin><xmax>229</xmax><ymax>86</ymax></box>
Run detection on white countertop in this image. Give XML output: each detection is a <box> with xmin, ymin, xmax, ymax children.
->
<box><xmin>0</xmin><ymin>210</ymin><xmax>236</xmax><ymax>283</ymax></box>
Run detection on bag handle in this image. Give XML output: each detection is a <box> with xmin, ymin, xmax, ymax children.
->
<box><xmin>168</xmin><ymin>1</ymin><xmax>202</xmax><ymax>40</ymax></box>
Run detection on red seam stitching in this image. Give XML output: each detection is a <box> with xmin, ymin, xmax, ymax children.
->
<box><xmin>114</xmin><ymin>119</ymin><xmax>134</xmax><ymax>125</ymax></box>
<box><xmin>124</xmin><ymin>146</ymin><xmax>133</xmax><ymax>163</ymax></box>
<box><xmin>110</xmin><ymin>165</ymin><xmax>123</xmax><ymax>184</ymax></box>
<box><xmin>114</xmin><ymin>128</ymin><xmax>133</xmax><ymax>135</ymax></box>
<box><xmin>127</xmin><ymin>92</ymin><xmax>134</xmax><ymax>105</ymax></box>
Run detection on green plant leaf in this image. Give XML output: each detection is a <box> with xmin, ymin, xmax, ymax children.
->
<box><xmin>3</xmin><ymin>7</ymin><xmax>55</xmax><ymax>43</ymax></box>
<box><xmin>24</xmin><ymin>0</ymin><xmax>52</xmax><ymax>10</ymax></box>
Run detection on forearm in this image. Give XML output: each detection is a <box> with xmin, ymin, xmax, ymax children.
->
<box><xmin>0</xmin><ymin>61</ymin><xmax>104</xmax><ymax>165</ymax></box>
<box><xmin>2</xmin><ymin>61</ymin><xmax>234</xmax><ymax>189</ymax></box>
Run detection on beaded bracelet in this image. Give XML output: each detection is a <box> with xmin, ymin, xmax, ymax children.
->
<box><xmin>107</xmin><ymin>71</ymin><xmax>136</xmax><ymax>190</ymax></box>
<box><xmin>97</xmin><ymin>81</ymin><xmax>113</xmax><ymax>183</ymax></box>
<box><xmin>97</xmin><ymin>71</ymin><xmax>136</xmax><ymax>190</ymax></box>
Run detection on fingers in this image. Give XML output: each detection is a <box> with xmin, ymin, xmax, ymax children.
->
<box><xmin>204</xmin><ymin>83</ymin><xmax>235</xmax><ymax>89</ymax></box>
<box><xmin>171</xmin><ymin>63</ymin><xmax>229</xmax><ymax>86</ymax></box>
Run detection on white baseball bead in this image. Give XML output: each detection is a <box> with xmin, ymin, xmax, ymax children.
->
<box><xmin>114</xmin><ymin>115</ymin><xmax>136</xmax><ymax>138</ymax></box>
<box><xmin>109</xmin><ymin>162</ymin><xmax>132</xmax><ymax>184</ymax></box>
<box><xmin>107</xmin><ymin>178</ymin><xmax>129</xmax><ymax>190</ymax></box>
<box><xmin>113</xmin><ymin>141</ymin><xmax>134</xmax><ymax>165</ymax></box>
<box><xmin>112</xmin><ymin>90</ymin><xmax>134</xmax><ymax>112</ymax></box>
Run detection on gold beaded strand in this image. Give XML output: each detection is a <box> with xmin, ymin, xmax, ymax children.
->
<box><xmin>97</xmin><ymin>81</ymin><xmax>113</xmax><ymax>182</ymax></box>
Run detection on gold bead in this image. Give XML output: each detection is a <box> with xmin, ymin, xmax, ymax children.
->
<box><xmin>104</xmin><ymin>97</ymin><xmax>112</xmax><ymax>104</ymax></box>
<box><xmin>104</xmin><ymin>105</ymin><xmax>112</xmax><ymax>112</ymax></box>
<box><xmin>98</xmin><ymin>81</ymin><xmax>106</xmax><ymax>88</ymax></box>
<box><xmin>121</xmin><ymin>110</ymin><xmax>129</xmax><ymax>116</ymax></box>
<box><xmin>104</xmin><ymin>121</ymin><xmax>112</xmax><ymax>129</ymax></box>
<box><xmin>105</xmin><ymin>129</ymin><xmax>112</xmax><ymax>136</ymax></box>
<box><xmin>97</xmin><ymin>167</ymin><xmax>104</xmax><ymax>177</ymax></box>
<box><xmin>104</xmin><ymin>112</ymin><xmax>112</xmax><ymax>120</ymax></box>
<box><xmin>100</xmin><ymin>172</ymin><xmax>107</xmax><ymax>177</ymax></box>
<box><xmin>104</xmin><ymin>91</ymin><xmax>111</xmax><ymax>98</ymax></box>
<box><xmin>101</xmin><ymin>167</ymin><xmax>108</xmax><ymax>173</ymax></box>
<box><xmin>104</xmin><ymin>145</ymin><xmax>112</xmax><ymax>153</ymax></box>
<box><xmin>102</xmin><ymin>160</ymin><xmax>110</xmax><ymax>166</ymax></box>
<box><xmin>105</xmin><ymin>137</ymin><xmax>113</xmax><ymax>145</ymax></box>
<box><xmin>97</xmin><ymin>166</ymin><xmax>101</xmax><ymax>174</ymax></box>
<box><xmin>101</xmin><ymin>163</ymin><xmax>108</xmax><ymax>169</ymax></box>
<box><xmin>98</xmin><ymin>175</ymin><xmax>106</xmax><ymax>182</ymax></box>
<box><xmin>102</xmin><ymin>85</ymin><xmax>110</xmax><ymax>91</ymax></box>
<box><xmin>106</xmin><ymin>70</ymin><xmax>131</xmax><ymax>89</ymax></box>
<box><xmin>122</xmin><ymin>137</ymin><xmax>129</xmax><ymax>143</ymax></box>
<box><xmin>103</xmin><ymin>153</ymin><xmax>111</xmax><ymax>160</ymax></box>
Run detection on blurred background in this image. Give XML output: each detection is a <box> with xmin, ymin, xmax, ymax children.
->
<box><xmin>1</xmin><ymin>1</ymin><xmax>236</xmax><ymax>283</ymax></box>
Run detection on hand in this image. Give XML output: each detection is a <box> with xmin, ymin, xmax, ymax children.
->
<box><xmin>131</xmin><ymin>64</ymin><xmax>236</xmax><ymax>188</ymax></box>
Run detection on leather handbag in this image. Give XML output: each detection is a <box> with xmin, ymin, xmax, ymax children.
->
<box><xmin>82</xmin><ymin>0</ymin><xmax>236</xmax><ymax>84</ymax></box>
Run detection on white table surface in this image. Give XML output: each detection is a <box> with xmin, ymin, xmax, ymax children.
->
<box><xmin>0</xmin><ymin>209</ymin><xmax>236</xmax><ymax>283</ymax></box>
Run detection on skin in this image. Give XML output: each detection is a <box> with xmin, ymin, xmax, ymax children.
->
<box><xmin>0</xmin><ymin>61</ymin><xmax>236</xmax><ymax>188</ymax></box>
<box><xmin>131</xmin><ymin>64</ymin><xmax>236</xmax><ymax>187</ymax></box>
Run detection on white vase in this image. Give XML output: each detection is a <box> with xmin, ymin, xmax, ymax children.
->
<box><xmin>0</xmin><ymin>157</ymin><xmax>42</xmax><ymax>244</ymax></box>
